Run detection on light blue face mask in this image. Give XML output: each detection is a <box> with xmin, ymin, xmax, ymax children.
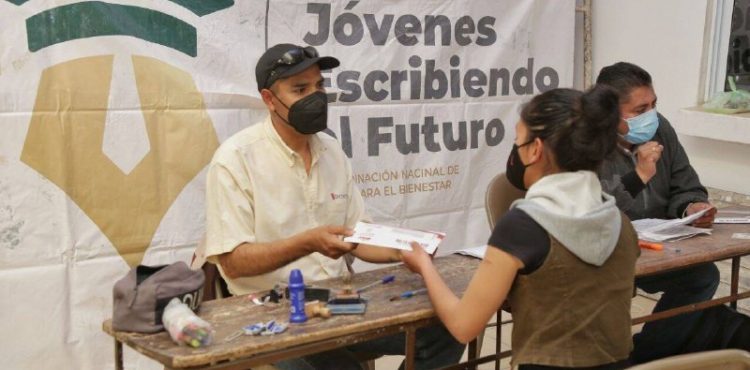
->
<box><xmin>623</xmin><ymin>109</ymin><xmax>659</xmax><ymax>144</ymax></box>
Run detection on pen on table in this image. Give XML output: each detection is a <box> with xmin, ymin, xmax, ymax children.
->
<box><xmin>638</xmin><ymin>240</ymin><xmax>664</xmax><ymax>251</ymax></box>
<box><xmin>356</xmin><ymin>275</ymin><xmax>395</xmax><ymax>294</ymax></box>
<box><xmin>389</xmin><ymin>288</ymin><xmax>427</xmax><ymax>301</ymax></box>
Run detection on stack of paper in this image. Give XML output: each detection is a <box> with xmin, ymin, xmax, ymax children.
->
<box><xmin>631</xmin><ymin>208</ymin><xmax>712</xmax><ymax>242</ymax></box>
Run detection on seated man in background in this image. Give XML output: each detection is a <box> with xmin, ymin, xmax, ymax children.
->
<box><xmin>597</xmin><ymin>62</ymin><xmax>749</xmax><ymax>363</ymax></box>
<box><xmin>202</xmin><ymin>43</ymin><xmax>464</xmax><ymax>370</ymax></box>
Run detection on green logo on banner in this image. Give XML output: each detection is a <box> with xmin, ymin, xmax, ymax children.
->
<box><xmin>11</xmin><ymin>0</ymin><xmax>234</xmax><ymax>56</ymax></box>
<box><xmin>14</xmin><ymin>1</ymin><xmax>233</xmax><ymax>266</ymax></box>
<box><xmin>7</xmin><ymin>0</ymin><xmax>233</xmax><ymax>15</ymax></box>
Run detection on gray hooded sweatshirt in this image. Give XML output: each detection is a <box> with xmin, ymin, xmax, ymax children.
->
<box><xmin>512</xmin><ymin>171</ymin><xmax>622</xmax><ymax>266</ymax></box>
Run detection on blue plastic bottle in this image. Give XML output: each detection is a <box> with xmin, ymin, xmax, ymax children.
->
<box><xmin>288</xmin><ymin>269</ymin><xmax>307</xmax><ymax>323</ymax></box>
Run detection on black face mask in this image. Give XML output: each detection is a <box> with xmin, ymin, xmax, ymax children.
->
<box><xmin>505</xmin><ymin>140</ymin><xmax>534</xmax><ymax>191</ymax></box>
<box><xmin>271</xmin><ymin>91</ymin><xmax>328</xmax><ymax>135</ymax></box>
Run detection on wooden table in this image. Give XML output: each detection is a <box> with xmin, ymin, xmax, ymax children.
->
<box><xmin>103</xmin><ymin>255</ymin><xmax>480</xmax><ymax>370</ymax></box>
<box><xmin>632</xmin><ymin>206</ymin><xmax>750</xmax><ymax>324</ymax></box>
<box><xmin>104</xmin><ymin>207</ymin><xmax>750</xmax><ymax>370</ymax></box>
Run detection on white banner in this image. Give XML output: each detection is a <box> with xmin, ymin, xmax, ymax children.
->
<box><xmin>0</xmin><ymin>1</ymin><xmax>573</xmax><ymax>368</ymax></box>
<box><xmin>268</xmin><ymin>0</ymin><xmax>574</xmax><ymax>255</ymax></box>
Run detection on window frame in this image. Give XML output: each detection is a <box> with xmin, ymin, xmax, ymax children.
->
<box><xmin>702</xmin><ymin>0</ymin><xmax>734</xmax><ymax>102</ymax></box>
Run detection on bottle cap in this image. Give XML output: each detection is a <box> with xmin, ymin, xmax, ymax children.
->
<box><xmin>289</xmin><ymin>269</ymin><xmax>304</xmax><ymax>286</ymax></box>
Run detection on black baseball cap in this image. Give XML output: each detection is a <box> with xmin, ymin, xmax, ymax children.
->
<box><xmin>255</xmin><ymin>43</ymin><xmax>340</xmax><ymax>91</ymax></box>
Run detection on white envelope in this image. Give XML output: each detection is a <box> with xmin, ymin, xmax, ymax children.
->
<box><xmin>344</xmin><ymin>222</ymin><xmax>445</xmax><ymax>254</ymax></box>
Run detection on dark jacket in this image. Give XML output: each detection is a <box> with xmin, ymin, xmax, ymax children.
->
<box><xmin>599</xmin><ymin>114</ymin><xmax>708</xmax><ymax>220</ymax></box>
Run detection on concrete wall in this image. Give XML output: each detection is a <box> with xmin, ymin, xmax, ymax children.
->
<box><xmin>592</xmin><ymin>0</ymin><xmax>750</xmax><ymax>195</ymax></box>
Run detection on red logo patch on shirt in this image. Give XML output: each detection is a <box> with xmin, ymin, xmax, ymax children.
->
<box><xmin>330</xmin><ymin>193</ymin><xmax>348</xmax><ymax>200</ymax></box>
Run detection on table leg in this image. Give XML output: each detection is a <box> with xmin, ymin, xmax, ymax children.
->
<box><xmin>115</xmin><ymin>338</ymin><xmax>123</xmax><ymax>370</ymax></box>
<box><xmin>731</xmin><ymin>256</ymin><xmax>740</xmax><ymax>310</ymax></box>
<box><xmin>467</xmin><ymin>340</ymin><xmax>484</xmax><ymax>369</ymax></box>
<box><xmin>405</xmin><ymin>328</ymin><xmax>416</xmax><ymax>370</ymax></box>
<box><xmin>495</xmin><ymin>315</ymin><xmax>501</xmax><ymax>370</ymax></box>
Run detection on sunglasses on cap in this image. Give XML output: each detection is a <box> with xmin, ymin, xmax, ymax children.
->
<box><xmin>268</xmin><ymin>46</ymin><xmax>319</xmax><ymax>78</ymax></box>
<box><xmin>275</xmin><ymin>46</ymin><xmax>319</xmax><ymax>66</ymax></box>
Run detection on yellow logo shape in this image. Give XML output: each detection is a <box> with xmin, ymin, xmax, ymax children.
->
<box><xmin>21</xmin><ymin>55</ymin><xmax>219</xmax><ymax>267</ymax></box>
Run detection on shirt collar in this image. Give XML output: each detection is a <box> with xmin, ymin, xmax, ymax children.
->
<box><xmin>616</xmin><ymin>143</ymin><xmax>633</xmax><ymax>157</ymax></box>
<box><xmin>262</xmin><ymin>115</ymin><xmax>326</xmax><ymax>167</ymax></box>
<box><xmin>309</xmin><ymin>134</ymin><xmax>325</xmax><ymax>167</ymax></box>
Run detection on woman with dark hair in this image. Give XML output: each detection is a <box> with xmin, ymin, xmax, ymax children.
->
<box><xmin>401</xmin><ymin>86</ymin><xmax>639</xmax><ymax>370</ymax></box>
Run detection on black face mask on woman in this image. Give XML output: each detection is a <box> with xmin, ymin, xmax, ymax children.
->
<box><xmin>271</xmin><ymin>91</ymin><xmax>328</xmax><ymax>134</ymax></box>
<box><xmin>505</xmin><ymin>140</ymin><xmax>534</xmax><ymax>191</ymax></box>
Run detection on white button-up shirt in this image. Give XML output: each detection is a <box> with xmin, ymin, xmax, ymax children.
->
<box><xmin>204</xmin><ymin>115</ymin><xmax>366</xmax><ymax>295</ymax></box>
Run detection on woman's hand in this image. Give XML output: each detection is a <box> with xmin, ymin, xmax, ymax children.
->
<box><xmin>400</xmin><ymin>241</ymin><xmax>434</xmax><ymax>275</ymax></box>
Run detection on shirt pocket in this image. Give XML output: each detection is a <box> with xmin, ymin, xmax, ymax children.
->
<box><xmin>317</xmin><ymin>191</ymin><xmax>351</xmax><ymax>226</ymax></box>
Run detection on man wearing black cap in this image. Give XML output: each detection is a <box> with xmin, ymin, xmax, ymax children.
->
<box><xmin>202</xmin><ymin>44</ymin><xmax>465</xmax><ymax>369</ymax></box>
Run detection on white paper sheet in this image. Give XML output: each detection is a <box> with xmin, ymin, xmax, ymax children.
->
<box><xmin>344</xmin><ymin>222</ymin><xmax>445</xmax><ymax>254</ymax></box>
<box><xmin>715</xmin><ymin>217</ymin><xmax>750</xmax><ymax>224</ymax></box>
<box><xmin>631</xmin><ymin>208</ymin><xmax>713</xmax><ymax>242</ymax></box>
<box><xmin>453</xmin><ymin>245</ymin><xmax>487</xmax><ymax>259</ymax></box>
